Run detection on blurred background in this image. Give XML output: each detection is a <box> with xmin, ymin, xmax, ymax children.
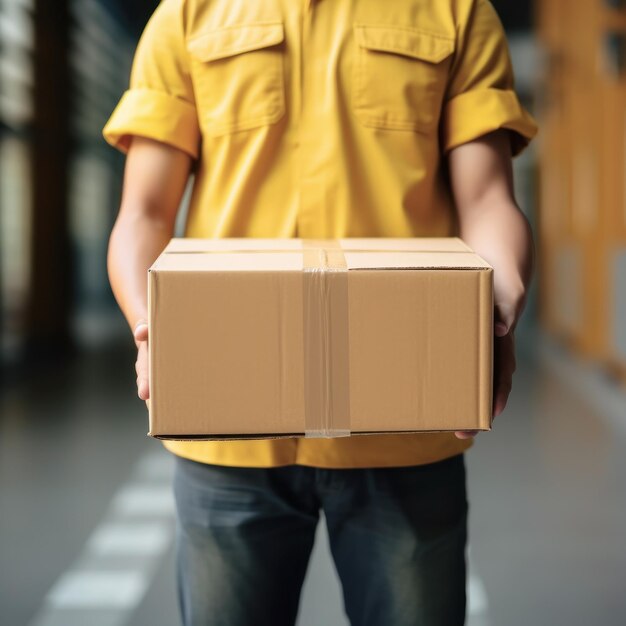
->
<box><xmin>1</xmin><ymin>1</ymin><xmax>625</xmax><ymax>625</ymax></box>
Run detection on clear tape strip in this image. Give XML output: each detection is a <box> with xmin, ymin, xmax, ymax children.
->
<box><xmin>302</xmin><ymin>240</ymin><xmax>351</xmax><ymax>438</ymax></box>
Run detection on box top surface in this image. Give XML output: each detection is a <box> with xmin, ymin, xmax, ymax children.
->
<box><xmin>150</xmin><ymin>238</ymin><xmax>492</xmax><ymax>272</ymax></box>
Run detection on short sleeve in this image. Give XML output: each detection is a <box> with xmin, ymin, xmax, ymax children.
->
<box><xmin>441</xmin><ymin>0</ymin><xmax>538</xmax><ymax>157</ymax></box>
<box><xmin>102</xmin><ymin>0</ymin><xmax>200</xmax><ymax>159</ymax></box>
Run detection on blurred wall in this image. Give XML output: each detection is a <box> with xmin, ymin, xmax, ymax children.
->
<box><xmin>536</xmin><ymin>0</ymin><xmax>626</xmax><ymax>381</ymax></box>
<box><xmin>0</xmin><ymin>0</ymin><xmax>157</xmax><ymax>372</ymax></box>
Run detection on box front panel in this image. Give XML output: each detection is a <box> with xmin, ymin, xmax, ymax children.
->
<box><xmin>348</xmin><ymin>270</ymin><xmax>489</xmax><ymax>431</ymax></box>
<box><xmin>150</xmin><ymin>270</ymin><xmax>305</xmax><ymax>436</ymax></box>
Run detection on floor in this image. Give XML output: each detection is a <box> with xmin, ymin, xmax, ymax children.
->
<box><xmin>1</xmin><ymin>328</ymin><xmax>625</xmax><ymax>626</ymax></box>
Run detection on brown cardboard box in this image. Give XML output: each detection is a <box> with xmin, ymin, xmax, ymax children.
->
<box><xmin>148</xmin><ymin>237</ymin><xmax>493</xmax><ymax>439</ymax></box>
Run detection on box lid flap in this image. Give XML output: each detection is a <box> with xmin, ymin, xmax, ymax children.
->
<box><xmin>149</xmin><ymin>237</ymin><xmax>491</xmax><ymax>272</ymax></box>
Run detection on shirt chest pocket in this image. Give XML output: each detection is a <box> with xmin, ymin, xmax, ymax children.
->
<box><xmin>186</xmin><ymin>22</ymin><xmax>286</xmax><ymax>137</ymax></box>
<box><xmin>352</xmin><ymin>24</ymin><xmax>455</xmax><ymax>132</ymax></box>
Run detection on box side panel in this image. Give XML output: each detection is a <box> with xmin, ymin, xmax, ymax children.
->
<box><xmin>478</xmin><ymin>269</ymin><xmax>494</xmax><ymax>429</ymax></box>
<box><xmin>348</xmin><ymin>269</ymin><xmax>488</xmax><ymax>431</ymax></box>
<box><xmin>148</xmin><ymin>269</ymin><xmax>156</xmax><ymax>435</ymax></box>
<box><xmin>150</xmin><ymin>270</ymin><xmax>305</xmax><ymax>436</ymax></box>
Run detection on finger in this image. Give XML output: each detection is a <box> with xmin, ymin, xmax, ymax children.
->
<box><xmin>134</xmin><ymin>326</ymin><xmax>149</xmax><ymax>343</ymax></box>
<box><xmin>455</xmin><ymin>430</ymin><xmax>479</xmax><ymax>440</ymax></box>
<box><xmin>492</xmin><ymin>333</ymin><xmax>515</xmax><ymax>417</ymax></box>
<box><xmin>494</xmin><ymin>321</ymin><xmax>509</xmax><ymax>337</ymax></box>
<box><xmin>134</xmin><ymin>320</ymin><xmax>149</xmax><ymax>343</ymax></box>
<box><xmin>494</xmin><ymin>302</ymin><xmax>516</xmax><ymax>337</ymax></box>
<box><xmin>137</xmin><ymin>377</ymin><xmax>149</xmax><ymax>400</ymax></box>
<box><xmin>495</xmin><ymin>349</ymin><xmax>516</xmax><ymax>380</ymax></box>
<box><xmin>493</xmin><ymin>381</ymin><xmax>512</xmax><ymax>418</ymax></box>
<box><xmin>136</xmin><ymin>344</ymin><xmax>150</xmax><ymax>401</ymax></box>
<box><xmin>137</xmin><ymin>379</ymin><xmax>149</xmax><ymax>400</ymax></box>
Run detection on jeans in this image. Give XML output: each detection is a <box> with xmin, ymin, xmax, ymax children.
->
<box><xmin>173</xmin><ymin>453</ymin><xmax>468</xmax><ymax>626</ymax></box>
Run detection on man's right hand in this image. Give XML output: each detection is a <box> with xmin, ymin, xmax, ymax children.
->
<box><xmin>134</xmin><ymin>319</ymin><xmax>150</xmax><ymax>406</ymax></box>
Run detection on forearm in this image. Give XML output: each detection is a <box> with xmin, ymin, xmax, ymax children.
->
<box><xmin>459</xmin><ymin>200</ymin><xmax>534</xmax><ymax>331</ymax></box>
<box><xmin>107</xmin><ymin>210</ymin><xmax>173</xmax><ymax>334</ymax></box>
<box><xmin>107</xmin><ymin>137</ymin><xmax>192</xmax><ymax>337</ymax></box>
<box><xmin>448</xmin><ymin>130</ymin><xmax>535</xmax><ymax>333</ymax></box>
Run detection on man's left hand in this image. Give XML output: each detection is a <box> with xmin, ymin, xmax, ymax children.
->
<box><xmin>454</xmin><ymin>294</ymin><xmax>521</xmax><ymax>440</ymax></box>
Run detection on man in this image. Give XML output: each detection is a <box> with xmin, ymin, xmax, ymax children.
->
<box><xmin>104</xmin><ymin>0</ymin><xmax>537</xmax><ymax>624</ymax></box>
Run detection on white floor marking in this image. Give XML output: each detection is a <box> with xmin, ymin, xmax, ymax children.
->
<box><xmin>86</xmin><ymin>521</ymin><xmax>171</xmax><ymax>556</ymax></box>
<box><xmin>466</xmin><ymin>544</ymin><xmax>489</xmax><ymax>623</ymax></box>
<box><xmin>467</xmin><ymin>574</ymin><xmax>489</xmax><ymax>616</ymax></box>
<box><xmin>110</xmin><ymin>484</ymin><xmax>175</xmax><ymax>517</ymax></box>
<box><xmin>133</xmin><ymin>450</ymin><xmax>175</xmax><ymax>481</ymax></box>
<box><xmin>28</xmin><ymin>448</ymin><xmax>176</xmax><ymax>626</ymax></box>
<box><xmin>45</xmin><ymin>570</ymin><xmax>149</xmax><ymax>609</ymax></box>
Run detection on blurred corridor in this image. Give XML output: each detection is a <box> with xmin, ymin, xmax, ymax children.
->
<box><xmin>1</xmin><ymin>1</ymin><xmax>625</xmax><ymax>625</ymax></box>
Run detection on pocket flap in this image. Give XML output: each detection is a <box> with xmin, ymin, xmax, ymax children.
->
<box><xmin>354</xmin><ymin>24</ymin><xmax>454</xmax><ymax>63</ymax></box>
<box><xmin>187</xmin><ymin>22</ymin><xmax>284</xmax><ymax>62</ymax></box>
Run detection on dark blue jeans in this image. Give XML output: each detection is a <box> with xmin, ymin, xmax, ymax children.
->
<box><xmin>173</xmin><ymin>453</ymin><xmax>468</xmax><ymax>626</ymax></box>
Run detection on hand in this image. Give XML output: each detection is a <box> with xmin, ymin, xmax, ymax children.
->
<box><xmin>133</xmin><ymin>319</ymin><xmax>150</xmax><ymax>409</ymax></box>
<box><xmin>491</xmin><ymin>328</ymin><xmax>516</xmax><ymax>419</ymax></box>
<box><xmin>454</xmin><ymin>298</ymin><xmax>520</xmax><ymax>440</ymax></box>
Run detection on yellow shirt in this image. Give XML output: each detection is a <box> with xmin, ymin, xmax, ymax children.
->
<box><xmin>103</xmin><ymin>0</ymin><xmax>537</xmax><ymax>469</ymax></box>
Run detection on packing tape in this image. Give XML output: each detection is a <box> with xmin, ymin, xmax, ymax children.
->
<box><xmin>302</xmin><ymin>239</ymin><xmax>351</xmax><ymax>438</ymax></box>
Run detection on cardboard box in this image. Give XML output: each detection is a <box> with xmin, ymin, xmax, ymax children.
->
<box><xmin>148</xmin><ymin>238</ymin><xmax>493</xmax><ymax>439</ymax></box>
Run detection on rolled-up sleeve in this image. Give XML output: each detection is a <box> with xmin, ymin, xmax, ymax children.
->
<box><xmin>441</xmin><ymin>0</ymin><xmax>538</xmax><ymax>156</ymax></box>
<box><xmin>103</xmin><ymin>0</ymin><xmax>200</xmax><ymax>159</ymax></box>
